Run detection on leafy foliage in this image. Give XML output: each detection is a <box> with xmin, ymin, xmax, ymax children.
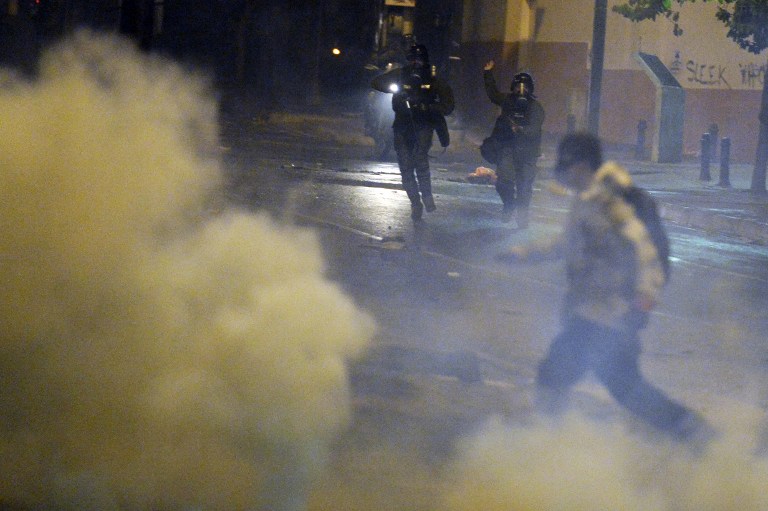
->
<box><xmin>612</xmin><ymin>0</ymin><xmax>683</xmax><ymax>35</ymax></box>
<box><xmin>716</xmin><ymin>0</ymin><xmax>768</xmax><ymax>54</ymax></box>
<box><xmin>613</xmin><ymin>0</ymin><xmax>768</xmax><ymax>50</ymax></box>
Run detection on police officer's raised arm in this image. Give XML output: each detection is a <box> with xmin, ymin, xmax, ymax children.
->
<box><xmin>483</xmin><ymin>60</ymin><xmax>506</xmax><ymax>106</ymax></box>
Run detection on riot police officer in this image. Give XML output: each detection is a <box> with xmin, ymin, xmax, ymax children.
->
<box><xmin>483</xmin><ymin>61</ymin><xmax>545</xmax><ymax>228</ymax></box>
<box><xmin>372</xmin><ymin>44</ymin><xmax>454</xmax><ymax>221</ymax></box>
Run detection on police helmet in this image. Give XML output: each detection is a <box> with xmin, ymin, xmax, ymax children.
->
<box><xmin>511</xmin><ymin>72</ymin><xmax>534</xmax><ymax>96</ymax></box>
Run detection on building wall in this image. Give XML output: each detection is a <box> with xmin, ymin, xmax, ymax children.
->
<box><xmin>600</xmin><ymin>69</ymin><xmax>656</xmax><ymax>149</ymax></box>
<box><xmin>459</xmin><ymin>0</ymin><xmax>767</xmax><ymax>162</ymax></box>
<box><xmin>453</xmin><ymin>40</ymin><xmax>522</xmax><ymax>132</ymax></box>
<box><xmin>684</xmin><ymin>88</ymin><xmax>762</xmax><ymax>161</ymax></box>
<box><xmin>527</xmin><ymin>42</ymin><xmax>590</xmax><ymax>135</ymax></box>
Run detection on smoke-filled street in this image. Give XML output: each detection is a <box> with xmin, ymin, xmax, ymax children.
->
<box><xmin>223</xmin><ymin>92</ymin><xmax>768</xmax><ymax>508</ymax></box>
<box><xmin>3</xmin><ymin>32</ymin><xmax>768</xmax><ymax>511</ymax></box>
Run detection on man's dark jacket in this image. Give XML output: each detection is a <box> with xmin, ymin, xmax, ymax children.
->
<box><xmin>372</xmin><ymin>66</ymin><xmax>454</xmax><ymax>133</ymax></box>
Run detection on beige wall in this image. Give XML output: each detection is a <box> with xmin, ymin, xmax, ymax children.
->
<box><xmin>458</xmin><ymin>0</ymin><xmax>768</xmax><ymax>162</ymax></box>
<box><xmin>534</xmin><ymin>0</ymin><xmax>601</xmax><ymax>44</ymax></box>
<box><xmin>627</xmin><ymin>2</ymin><xmax>766</xmax><ymax>92</ymax></box>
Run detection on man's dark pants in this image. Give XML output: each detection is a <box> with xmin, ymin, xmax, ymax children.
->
<box><xmin>394</xmin><ymin>124</ymin><xmax>434</xmax><ymax>205</ymax></box>
<box><xmin>495</xmin><ymin>145</ymin><xmax>536</xmax><ymax>213</ymax></box>
<box><xmin>536</xmin><ymin>315</ymin><xmax>697</xmax><ymax>437</ymax></box>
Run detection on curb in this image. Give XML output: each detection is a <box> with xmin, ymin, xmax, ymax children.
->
<box><xmin>660</xmin><ymin>202</ymin><xmax>768</xmax><ymax>244</ymax></box>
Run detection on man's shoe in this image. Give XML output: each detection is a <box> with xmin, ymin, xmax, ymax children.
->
<box><xmin>423</xmin><ymin>195</ymin><xmax>436</xmax><ymax>212</ymax></box>
<box><xmin>410</xmin><ymin>202</ymin><xmax>424</xmax><ymax>221</ymax></box>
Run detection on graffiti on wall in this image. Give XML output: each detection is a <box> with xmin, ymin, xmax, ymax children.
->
<box><xmin>739</xmin><ymin>62</ymin><xmax>766</xmax><ymax>88</ymax></box>
<box><xmin>669</xmin><ymin>52</ymin><xmax>767</xmax><ymax>89</ymax></box>
<box><xmin>685</xmin><ymin>60</ymin><xmax>730</xmax><ymax>88</ymax></box>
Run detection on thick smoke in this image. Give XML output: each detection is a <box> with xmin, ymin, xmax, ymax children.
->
<box><xmin>0</xmin><ymin>31</ymin><xmax>374</xmax><ymax>510</ymax></box>
<box><xmin>443</xmin><ymin>406</ymin><xmax>768</xmax><ymax>511</ymax></box>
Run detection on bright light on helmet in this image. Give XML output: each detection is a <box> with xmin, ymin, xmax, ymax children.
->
<box><xmin>388</xmin><ymin>83</ymin><xmax>399</xmax><ymax>93</ymax></box>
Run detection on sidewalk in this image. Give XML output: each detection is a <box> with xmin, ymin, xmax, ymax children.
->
<box><xmin>449</xmin><ymin>125</ymin><xmax>768</xmax><ymax>245</ymax></box>
<box><xmin>416</xmin><ymin>120</ymin><xmax>768</xmax><ymax>246</ymax></box>
<box><xmin>597</xmin><ymin>158</ymin><xmax>768</xmax><ymax>245</ymax></box>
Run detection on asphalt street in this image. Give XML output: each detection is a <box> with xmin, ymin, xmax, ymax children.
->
<box><xmin>217</xmin><ymin>102</ymin><xmax>768</xmax><ymax>510</ymax></box>
<box><xmin>222</xmin><ymin>103</ymin><xmax>768</xmax><ymax>421</ymax></box>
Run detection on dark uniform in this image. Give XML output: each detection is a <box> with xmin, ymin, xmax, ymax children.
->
<box><xmin>372</xmin><ymin>44</ymin><xmax>454</xmax><ymax>221</ymax></box>
<box><xmin>483</xmin><ymin>69</ymin><xmax>545</xmax><ymax>227</ymax></box>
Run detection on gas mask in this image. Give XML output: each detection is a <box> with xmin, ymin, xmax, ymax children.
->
<box><xmin>511</xmin><ymin>79</ymin><xmax>530</xmax><ymax>120</ymax></box>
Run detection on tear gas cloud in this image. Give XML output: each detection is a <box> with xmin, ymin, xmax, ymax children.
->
<box><xmin>0</xmin><ymin>31</ymin><xmax>374</xmax><ymax>510</ymax></box>
<box><xmin>443</xmin><ymin>409</ymin><xmax>768</xmax><ymax>511</ymax></box>
<box><xmin>308</xmin><ymin>397</ymin><xmax>768</xmax><ymax>511</ymax></box>
<box><xmin>3</xmin><ymin>30</ymin><xmax>768</xmax><ymax>511</ymax></box>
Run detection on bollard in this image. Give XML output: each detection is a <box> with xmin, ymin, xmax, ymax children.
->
<box><xmin>700</xmin><ymin>133</ymin><xmax>711</xmax><ymax>181</ymax></box>
<box><xmin>708</xmin><ymin>123</ymin><xmax>719</xmax><ymax>160</ymax></box>
<box><xmin>718</xmin><ymin>137</ymin><xmax>731</xmax><ymax>187</ymax></box>
<box><xmin>635</xmin><ymin>119</ymin><xmax>647</xmax><ymax>160</ymax></box>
